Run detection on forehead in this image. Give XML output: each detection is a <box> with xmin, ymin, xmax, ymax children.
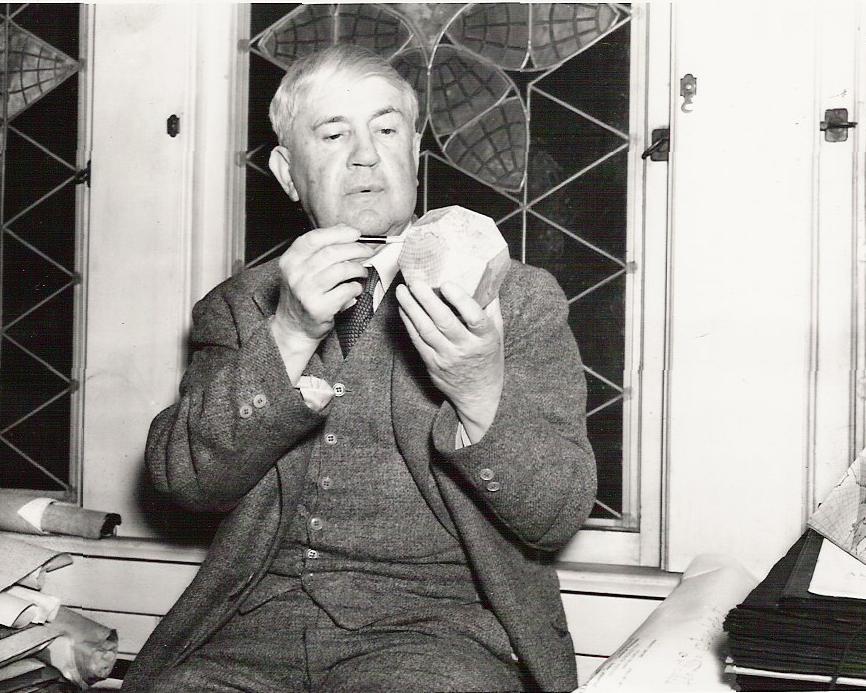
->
<box><xmin>299</xmin><ymin>72</ymin><xmax>411</xmax><ymax>126</ymax></box>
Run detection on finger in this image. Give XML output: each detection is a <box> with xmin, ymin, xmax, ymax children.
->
<box><xmin>407</xmin><ymin>282</ymin><xmax>467</xmax><ymax>338</ymax></box>
<box><xmin>395</xmin><ymin>284</ymin><xmax>451</xmax><ymax>351</ymax></box>
<box><xmin>323</xmin><ymin>280</ymin><xmax>364</xmax><ymax>314</ymax></box>
<box><xmin>298</xmin><ymin>224</ymin><xmax>364</xmax><ymax>251</ymax></box>
<box><xmin>308</xmin><ymin>240</ymin><xmax>376</xmax><ymax>269</ymax></box>
<box><xmin>311</xmin><ymin>259</ymin><xmax>369</xmax><ymax>293</ymax></box>
<box><xmin>439</xmin><ymin>281</ymin><xmax>487</xmax><ymax>332</ymax></box>
<box><xmin>398</xmin><ymin>306</ymin><xmax>436</xmax><ymax>361</ymax></box>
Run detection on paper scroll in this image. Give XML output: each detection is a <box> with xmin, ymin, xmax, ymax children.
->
<box><xmin>0</xmin><ymin>491</ymin><xmax>120</xmax><ymax>539</ymax></box>
<box><xmin>398</xmin><ymin>206</ymin><xmax>510</xmax><ymax>308</ymax></box>
<box><xmin>0</xmin><ymin>535</ymin><xmax>71</xmax><ymax>594</ymax></box>
<box><xmin>579</xmin><ymin>554</ymin><xmax>757</xmax><ymax>692</ymax></box>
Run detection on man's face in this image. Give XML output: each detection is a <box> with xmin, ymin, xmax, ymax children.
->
<box><xmin>271</xmin><ymin>71</ymin><xmax>421</xmax><ymax>237</ymax></box>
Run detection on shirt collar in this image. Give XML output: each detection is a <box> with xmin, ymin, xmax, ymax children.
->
<box><xmin>363</xmin><ymin>221</ymin><xmax>410</xmax><ymax>293</ymax></box>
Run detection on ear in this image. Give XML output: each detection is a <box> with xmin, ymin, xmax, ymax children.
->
<box><xmin>412</xmin><ymin>131</ymin><xmax>422</xmax><ymax>177</ymax></box>
<box><xmin>268</xmin><ymin>146</ymin><xmax>299</xmax><ymax>201</ymax></box>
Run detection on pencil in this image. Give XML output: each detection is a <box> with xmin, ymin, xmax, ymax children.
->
<box><xmin>358</xmin><ymin>236</ymin><xmax>404</xmax><ymax>244</ymax></box>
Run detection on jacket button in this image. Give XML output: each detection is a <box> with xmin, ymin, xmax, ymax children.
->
<box><xmin>320</xmin><ymin>476</ymin><xmax>333</xmax><ymax>490</ymax></box>
<box><xmin>252</xmin><ymin>393</ymin><xmax>268</xmax><ymax>408</ymax></box>
<box><xmin>324</xmin><ymin>433</ymin><xmax>337</xmax><ymax>445</ymax></box>
<box><xmin>486</xmin><ymin>481</ymin><xmax>501</xmax><ymax>492</ymax></box>
<box><xmin>239</xmin><ymin>404</ymin><xmax>253</xmax><ymax>419</ymax></box>
<box><xmin>480</xmin><ymin>468</ymin><xmax>495</xmax><ymax>481</ymax></box>
<box><xmin>310</xmin><ymin>517</ymin><xmax>323</xmax><ymax>531</ymax></box>
<box><xmin>333</xmin><ymin>383</ymin><xmax>346</xmax><ymax>397</ymax></box>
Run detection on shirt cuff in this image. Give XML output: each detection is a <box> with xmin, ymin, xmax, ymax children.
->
<box><xmin>455</xmin><ymin>422</ymin><xmax>472</xmax><ymax>450</ymax></box>
<box><xmin>296</xmin><ymin>375</ymin><xmax>334</xmax><ymax>412</ymax></box>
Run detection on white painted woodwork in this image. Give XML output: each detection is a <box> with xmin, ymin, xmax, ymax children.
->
<box><xmin>84</xmin><ymin>5</ymin><xmax>198</xmax><ymax>537</ymax></box>
<box><xmin>809</xmin><ymin>2</ymin><xmax>865</xmax><ymax>510</ymax></box>
<box><xmin>577</xmin><ymin>655</ymin><xmax>606</xmax><ymax>682</ymax></box>
<box><xmin>83</xmin><ymin>5</ymin><xmax>241</xmax><ymax>537</ymax></box>
<box><xmin>560</xmin><ymin>592</ymin><xmax>661</xmax><ymax>657</ymax></box>
<box><xmin>42</xmin><ymin>556</ymin><xmax>199</xmax><ymax>615</ymax></box>
<box><xmin>664</xmin><ymin>2</ymin><xmax>862</xmax><ymax>578</ymax></box>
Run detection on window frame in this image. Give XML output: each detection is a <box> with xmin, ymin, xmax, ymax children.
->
<box><xmin>226</xmin><ymin>3</ymin><xmax>671</xmax><ymax>567</ymax></box>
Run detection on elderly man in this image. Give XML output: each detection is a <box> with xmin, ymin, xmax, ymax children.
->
<box><xmin>124</xmin><ymin>44</ymin><xmax>596</xmax><ymax>692</ymax></box>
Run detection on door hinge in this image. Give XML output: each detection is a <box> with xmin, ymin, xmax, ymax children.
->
<box><xmin>641</xmin><ymin>128</ymin><xmax>670</xmax><ymax>162</ymax></box>
<box><xmin>820</xmin><ymin>108</ymin><xmax>857</xmax><ymax>142</ymax></box>
<box><xmin>74</xmin><ymin>160</ymin><xmax>90</xmax><ymax>187</ymax></box>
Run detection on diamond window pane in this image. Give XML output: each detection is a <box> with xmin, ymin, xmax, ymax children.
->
<box><xmin>532</xmin><ymin>150</ymin><xmax>628</xmax><ymax>260</ymax></box>
<box><xmin>0</xmin><ymin>4</ymin><xmax>81</xmax><ymax>494</ymax></box>
<box><xmin>534</xmin><ymin>21</ymin><xmax>631</xmax><ymax>133</ymax></box>
<box><xmin>246</xmin><ymin>3</ymin><xmax>632</xmax><ymax>523</ymax></box>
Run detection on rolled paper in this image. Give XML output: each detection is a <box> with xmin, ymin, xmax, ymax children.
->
<box><xmin>0</xmin><ymin>491</ymin><xmax>121</xmax><ymax>539</ymax></box>
<box><xmin>16</xmin><ymin>567</ymin><xmax>46</xmax><ymax>591</ymax></box>
<box><xmin>398</xmin><ymin>206</ymin><xmax>510</xmax><ymax>308</ymax></box>
<box><xmin>0</xmin><ymin>535</ymin><xmax>71</xmax><ymax>593</ymax></box>
<box><xmin>38</xmin><ymin>607</ymin><xmax>117</xmax><ymax>687</ymax></box>
<box><xmin>40</xmin><ymin>503</ymin><xmax>121</xmax><ymax>539</ymax></box>
<box><xmin>0</xmin><ymin>593</ymin><xmax>40</xmax><ymax>628</ymax></box>
<box><xmin>0</xmin><ymin>624</ymin><xmax>58</xmax><ymax>665</ymax></box>
<box><xmin>580</xmin><ymin>554</ymin><xmax>757</xmax><ymax>691</ymax></box>
<box><xmin>4</xmin><ymin>587</ymin><xmax>60</xmax><ymax>624</ymax></box>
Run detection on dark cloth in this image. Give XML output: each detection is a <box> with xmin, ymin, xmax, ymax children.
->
<box><xmin>147</xmin><ymin>578</ymin><xmax>520</xmax><ymax>692</ymax></box>
<box><xmin>123</xmin><ymin>258</ymin><xmax>597</xmax><ymax>692</ymax></box>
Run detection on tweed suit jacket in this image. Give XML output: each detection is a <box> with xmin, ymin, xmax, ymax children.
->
<box><xmin>123</xmin><ymin>257</ymin><xmax>597</xmax><ymax>693</ymax></box>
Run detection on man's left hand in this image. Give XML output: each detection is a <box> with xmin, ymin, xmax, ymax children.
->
<box><xmin>396</xmin><ymin>281</ymin><xmax>504</xmax><ymax>443</ymax></box>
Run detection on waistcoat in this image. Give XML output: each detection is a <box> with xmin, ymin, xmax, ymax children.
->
<box><xmin>269</xmin><ymin>285</ymin><xmax>481</xmax><ymax>629</ymax></box>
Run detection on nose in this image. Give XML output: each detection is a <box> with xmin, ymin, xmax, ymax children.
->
<box><xmin>349</xmin><ymin>131</ymin><xmax>379</xmax><ymax>168</ymax></box>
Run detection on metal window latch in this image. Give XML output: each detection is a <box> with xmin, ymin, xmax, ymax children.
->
<box><xmin>641</xmin><ymin>128</ymin><xmax>670</xmax><ymax>161</ymax></box>
<box><xmin>820</xmin><ymin>108</ymin><xmax>857</xmax><ymax>142</ymax></box>
<box><xmin>680</xmin><ymin>74</ymin><xmax>697</xmax><ymax>112</ymax></box>
<box><xmin>73</xmin><ymin>160</ymin><xmax>90</xmax><ymax>187</ymax></box>
<box><xmin>167</xmin><ymin>114</ymin><xmax>180</xmax><ymax>138</ymax></box>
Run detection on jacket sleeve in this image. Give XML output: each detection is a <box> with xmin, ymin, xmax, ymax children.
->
<box><xmin>146</xmin><ymin>284</ymin><xmax>326</xmax><ymax>512</ymax></box>
<box><xmin>431</xmin><ymin>266</ymin><xmax>597</xmax><ymax>551</ymax></box>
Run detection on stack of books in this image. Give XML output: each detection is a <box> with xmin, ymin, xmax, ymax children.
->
<box><xmin>724</xmin><ymin>529</ymin><xmax>866</xmax><ymax>690</ymax></box>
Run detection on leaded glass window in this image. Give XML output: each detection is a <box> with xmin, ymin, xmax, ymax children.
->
<box><xmin>243</xmin><ymin>3</ymin><xmax>632</xmax><ymax>524</ymax></box>
<box><xmin>0</xmin><ymin>4</ymin><xmax>83</xmax><ymax>496</ymax></box>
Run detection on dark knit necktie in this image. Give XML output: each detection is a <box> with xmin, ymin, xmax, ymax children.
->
<box><xmin>335</xmin><ymin>266</ymin><xmax>379</xmax><ymax>357</ymax></box>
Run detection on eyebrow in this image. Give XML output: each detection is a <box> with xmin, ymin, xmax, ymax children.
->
<box><xmin>311</xmin><ymin>107</ymin><xmax>404</xmax><ymax>131</ymax></box>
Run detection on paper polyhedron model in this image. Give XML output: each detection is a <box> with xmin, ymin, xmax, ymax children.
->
<box><xmin>397</xmin><ymin>206</ymin><xmax>510</xmax><ymax>308</ymax></box>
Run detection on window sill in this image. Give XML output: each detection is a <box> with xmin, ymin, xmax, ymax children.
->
<box><xmin>1</xmin><ymin>532</ymin><xmax>207</xmax><ymax>564</ymax></box>
<box><xmin>556</xmin><ymin>561</ymin><xmax>680</xmax><ymax>598</ymax></box>
<box><xmin>5</xmin><ymin>532</ymin><xmax>682</xmax><ymax>599</ymax></box>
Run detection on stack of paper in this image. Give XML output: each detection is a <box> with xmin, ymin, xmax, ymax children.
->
<box><xmin>0</xmin><ymin>535</ymin><xmax>117</xmax><ymax>690</ymax></box>
<box><xmin>723</xmin><ymin>530</ymin><xmax>866</xmax><ymax>690</ymax></box>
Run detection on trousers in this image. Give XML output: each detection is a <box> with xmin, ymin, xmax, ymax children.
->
<box><xmin>145</xmin><ymin>578</ymin><xmax>523</xmax><ymax>692</ymax></box>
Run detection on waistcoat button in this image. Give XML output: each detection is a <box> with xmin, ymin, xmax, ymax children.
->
<box><xmin>333</xmin><ymin>383</ymin><xmax>346</xmax><ymax>396</ymax></box>
<box><xmin>310</xmin><ymin>517</ymin><xmax>323</xmax><ymax>531</ymax></box>
<box><xmin>324</xmin><ymin>432</ymin><xmax>337</xmax><ymax>445</ymax></box>
<box><xmin>320</xmin><ymin>476</ymin><xmax>333</xmax><ymax>490</ymax></box>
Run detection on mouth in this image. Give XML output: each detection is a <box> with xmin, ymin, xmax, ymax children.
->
<box><xmin>346</xmin><ymin>185</ymin><xmax>384</xmax><ymax>195</ymax></box>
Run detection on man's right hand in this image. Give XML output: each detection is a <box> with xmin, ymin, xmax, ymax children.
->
<box><xmin>270</xmin><ymin>225</ymin><xmax>374</xmax><ymax>383</ymax></box>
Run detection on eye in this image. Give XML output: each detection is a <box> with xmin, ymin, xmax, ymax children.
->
<box><xmin>324</xmin><ymin>132</ymin><xmax>343</xmax><ymax>141</ymax></box>
<box><xmin>380</xmin><ymin>127</ymin><xmax>396</xmax><ymax>135</ymax></box>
